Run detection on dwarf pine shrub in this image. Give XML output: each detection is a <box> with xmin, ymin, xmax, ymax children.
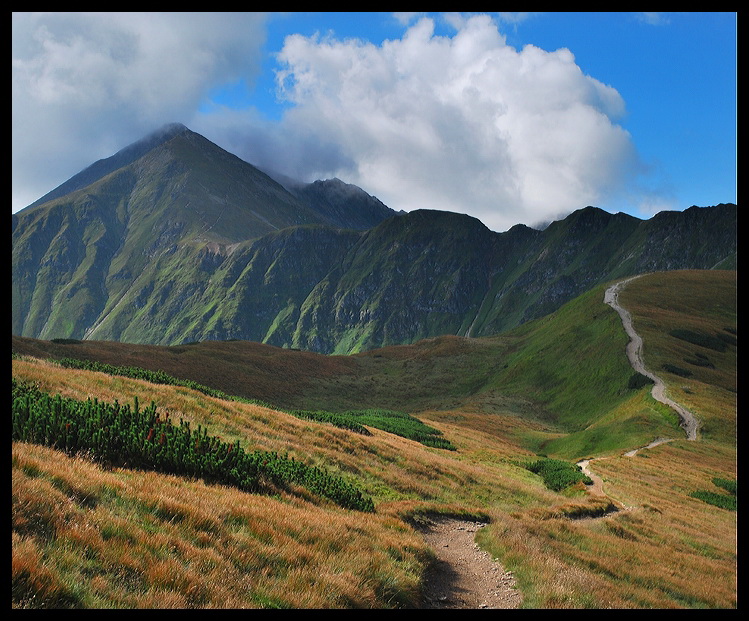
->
<box><xmin>526</xmin><ymin>457</ymin><xmax>593</xmax><ymax>492</ymax></box>
<box><xmin>11</xmin><ymin>379</ymin><xmax>374</xmax><ymax>512</ymax></box>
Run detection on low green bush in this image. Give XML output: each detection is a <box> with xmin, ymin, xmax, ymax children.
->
<box><xmin>12</xmin><ymin>379</ymin><xmax>374</xmax><ymax>512</ymax></box>
<box><xmin>662</xmin><ymin>363</ymin><xmax>692</xmax><ymax>378</ymax></box>
<box><xmin>713</xmin><ymin>477</ymin><xmax>737</xmax><ymax>495</ymax></box>
<box><xmin>689</xmin><ymin>490</ymin><xmax>736</xmax><ymax>511</ymax></box>
<box><xmin>689</xmin><ymin>477</ymin><xmax>736</xmax><ymax>511</ymax></box>
<box><xmin>292</xmin><ymin>408</ymin><xmax>455</xmax><ymax>449</ymax></box>
<box><xmin>669</xmin><ymin>329</ymin><xmax>728</xmax><ymax>352</ymax></box>
<box><xmin>525</xmin><ymin>457</ymin><xmax>592</xmax><ymax>492</ymax></box>
<box><xmin>289</xmin><ymin>410</ymin><xmax>372</xmax><ymax>435</ymax></box>
<box><xmin>628</xmin><ymin>372</ymin><xmax>654</xmax><ymax>389</ymax></box>
<box><xmin>684</xmin><ymin>352</ymin><xmax>715</xmax><ymax>368</ymax></box>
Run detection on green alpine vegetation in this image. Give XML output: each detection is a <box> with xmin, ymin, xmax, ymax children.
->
<box><xmin>689</xmin><ymin>477</ymin><xmax>737</xmax><ymax>511</ymax></box>
<box><xmin>12</xmin><ymin>379</ymin><xmax>374</xmax><ymax>512</ymax></box>
<box><xmin>524</xmin><ymin>458</ymin><xmax>593</xmax><ymax>492</ymax></box>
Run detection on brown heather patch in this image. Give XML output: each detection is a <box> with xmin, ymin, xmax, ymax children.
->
<box><xmin>12</xmin><ymin>336</ymin><xmax>357</xmax><ymax>407</ymax></box>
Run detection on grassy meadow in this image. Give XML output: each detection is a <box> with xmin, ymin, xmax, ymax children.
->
<box><xmin>12</xmin><ymin>270</ymin><xmax>736</xmax><ymax>608</ymax></box>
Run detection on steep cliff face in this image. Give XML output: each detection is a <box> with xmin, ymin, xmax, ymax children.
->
<box><xmin>12</xmin><ymin>125</ymin><xmax>737</xmax><ymax>354</ymax></box>
<box><xmin>289</xmin><ymin>210</ymin><xmax>499</xmax><ymax>353</ymax></box>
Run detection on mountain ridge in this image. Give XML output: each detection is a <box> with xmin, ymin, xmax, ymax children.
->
<box><xmin>12</xmin><ymin>124</ymin><xmax>737</xmax><ymax>354</ymax></box>
<box><xmin>24</xmin><ymin>123</ymin><xmax>191</xmax><ymax>210</ymax></box>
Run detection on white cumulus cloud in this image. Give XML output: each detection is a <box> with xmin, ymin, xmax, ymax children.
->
<box><xmin>13</xmin><ymin>12</ymin><xmax>647</xmax><ymax>232</ymax></box>
<box><xmin>236</xmin><ymin>14</ymin><xmax>642</xmax><ymax>231</ymax></box>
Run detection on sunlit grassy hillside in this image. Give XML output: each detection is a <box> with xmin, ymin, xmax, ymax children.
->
<box><xmin>617</xmin><ymin>270</ymin><xmax>737</xmax><ymax>446</ymax></box>
<box><xmin>12</xmin><ymin>270</ymin><xmax>736</xmax><ymax>608</ymax></box>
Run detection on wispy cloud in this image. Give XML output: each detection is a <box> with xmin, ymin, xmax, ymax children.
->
<box><xmin>635</xmin><ymin>12</ymin><xmax>670</xmax><ymax>26</ymax></box>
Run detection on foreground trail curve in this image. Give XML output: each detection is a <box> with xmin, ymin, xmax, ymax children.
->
<box><xmin>604</xmin><ymin>277</ymin><xmax>699</xmax><ymax>440</ymax></box>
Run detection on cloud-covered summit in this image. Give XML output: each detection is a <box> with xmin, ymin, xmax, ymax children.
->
<box><xmin>204</xmin><ymin>15</ymin><xmax>641</xmax><ymax>231</ymax></box>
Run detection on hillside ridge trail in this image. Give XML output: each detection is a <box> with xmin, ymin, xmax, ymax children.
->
<box><xmin>604</xmin><ymin>276</ymin><xmax>700</xmax><ymax>441</ymax></box>
<box><xmin>415</xmin><ymin>276</ymin><xmax>700</xmax><ymax>609</ymax></box>
<box><xmin>574</xmin><ymin>277</ymin><xmax>701</xmax><ymax>507</ymax></box>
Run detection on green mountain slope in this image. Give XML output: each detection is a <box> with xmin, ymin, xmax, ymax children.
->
<box><xmin>12</xmin><ymin>125</ymin><xmax>394</xmax><ymax>343</ymax></box>
<box><xmin>13</xmin><ymin>269</ymin><xmax>736</xmax><ymax>460</ymax></box>
<box><xmin>12</xmin><ymin>125</ymin><xmax>737</xmax><ymax>353</ymax></box>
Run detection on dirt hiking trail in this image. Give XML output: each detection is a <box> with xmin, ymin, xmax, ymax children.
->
<box><xmin>415</xmin><ymin>517</ymin><xmax>522</xmax><ymax>609</ymax></box>
<box><xmin>414</xmin><ymin>277</ymin><xmax>699</xmax><ymax>609</ymax></box>
<box><xmin>604</xmin><ymin>276</ymin><xmax>699</xmax><ymax>440</ymax></box>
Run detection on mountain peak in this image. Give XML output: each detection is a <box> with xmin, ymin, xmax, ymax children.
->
<box><xmin>25</xmin><ymin>122</ymin><xmax>193</xmax><ymax>210</ymax></box>
<box><xmin>154</xmin><ymin>121</ymin><xmax>188</xmax><ymax>134</ymax></box>
<box><xmin>133</xmin><ymin>122</ymin><xmax>191</xmax><ymax>148</ymax></box>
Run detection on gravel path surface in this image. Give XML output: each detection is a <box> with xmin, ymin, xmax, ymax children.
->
<box><xmin>604</xmin><ymin>277</ymin><xmax>699</xmax><ymax>440</ymax></box>
<box><xmin>416</xmin><ymin>517</ymin><xmax>522</xmax><ymax>609</ymax></box>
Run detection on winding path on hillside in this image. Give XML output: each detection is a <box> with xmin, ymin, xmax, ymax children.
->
<box><xmin>604</xmin><ymin>276</ymin><xmax>699</xmax><ymax>441</ymax></box>
<box><xmin>574</xmin><ymin>278</ymin><xmax>701</xmax><ymax>508</ymax></box>
<box><xmin>416</xmin><ymin>276</ymin><xmax>701</xmax><ymax>608</ymax></box>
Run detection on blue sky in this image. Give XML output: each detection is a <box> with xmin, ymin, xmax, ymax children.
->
<box><xmin>12</xmin><ymin>12</ymin><xmax>736</xmax><ymax>232</ymax></box>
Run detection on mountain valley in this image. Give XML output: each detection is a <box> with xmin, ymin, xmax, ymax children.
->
<box><xmin>11</xmin><ymin>124</ymin><xmax>737</xmax><ymax>609</ymax></box>
<box><xmin>12</xmin><ymin>269</ymin><xmax>737</xmax><ymax>608</ymax></box>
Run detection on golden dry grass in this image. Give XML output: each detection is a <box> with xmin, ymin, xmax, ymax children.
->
<box><xmin>481</xmin><ymin>436</ymin><xmax>737</xmax><ymax>608</ymax></box>
<box><xmin>11</xmin><ymin>270</ymin><xmax>737</xmax><ymax>608</ymax></box>
<box><xmin>12</xmin><ymin>440</ymin><xmax>429</xmax><ymax>608</ymax></box>
<box><xmin>11</xmin><ymin>356</ymin><xmax>552</xmax><ymax>608</ymax></box>
<box><xmin>13</xmin><ymin>347</ymin><xmax>737</xmax><ymax>609</ymax></box>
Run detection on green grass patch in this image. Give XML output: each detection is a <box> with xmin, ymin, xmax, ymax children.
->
<box><xmin>713</xmin><ymin>477</ymin><xmax>737</xmax><ymax>495</ymax></box>
<box><xmin>689</xmin><ymin>491</ymin><xmax>736</xmax><ymax>511</ymax></box>
<box><xmin>292</xmin><ymin>408</ymin><xmax>455</xmax><ymax>450</ymax></box>
<box><xmin>689</xmin><ymin>477</ymin><xmax>736</xmax><ymax>511</ymax></box>
<box><xmin>488</xmin><ymin>285</ymin><xmax>640</xmax><ymax>433</ymax></box>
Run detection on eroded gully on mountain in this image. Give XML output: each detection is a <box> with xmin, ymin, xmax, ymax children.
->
<box><xmin>418</xmin><ymin>276</ymin><xmax>700</xmax><ymax>609</ymax></box>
